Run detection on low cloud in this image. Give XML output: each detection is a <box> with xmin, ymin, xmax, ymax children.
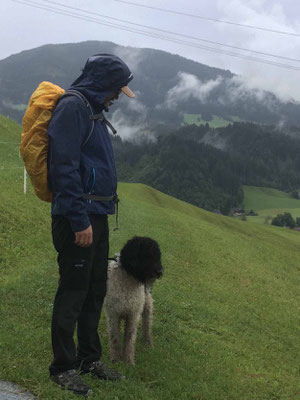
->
<box><xmin>161</xmin><ymin>72</ymin><xmax>223</xmax><ymax>109</ymax></box>
<box><xmin>125</xmin><ymin>90</ymin><xmax>147</xmax><ymax>115</ymax></box>
<box><xmin>161</xmin><ymin>70</ymin><xmax>292</xmax><ymax>116</ymax></box>
<box><xmin>158</xmin><ymin>70</ymin><xmax>282</xmax><ymax>113</ymax></box>
<box><xmin>220</xmin><ymin>75</ymin><xmax>269</xmax><ymax>103</ymax></box>
<box><xmin>218</xmin><ymin>75</ymin><xmax>282</xmax><ymax>114</ymax></box>
<box><xmin>109</xmin><ymin>91</ymin><xmax>153</xmax><ymax>142</ymax></box>
<box><xmin>200</xmin><ymin>130</ymin><xmax>227</xmax><ymax>151</ymax></box>
<box><xmin>114</xmin><ymin>46</ymin><xmax>144</xmax><ymax>74</ymax></box>
<box><xmin>110</xmin><ymin>108</ymin><xmax>143</xmax><ymax>140</ymax></box>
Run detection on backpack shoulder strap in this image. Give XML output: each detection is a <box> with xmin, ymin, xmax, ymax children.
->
<box><xmin>60</xmin><ymin>89</ymin><xmax>95</xmax><ymax>147</ymax></box>
<box><xmin>60</xmin><ymin>90</ymin><xmax>118</xmax><ymax>137</ymax></box>
<box><xmin>90</xmin><ymin>112</ymin><xmax>117</xmax><ymax>135</ymax></box>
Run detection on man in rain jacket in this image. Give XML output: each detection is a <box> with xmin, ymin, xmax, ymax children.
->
<box><xmin>47</xmin><ymin>54</ymin><xmax>135</xmax><ymax>396</ymax></box>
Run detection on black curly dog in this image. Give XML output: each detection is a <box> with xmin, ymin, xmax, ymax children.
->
<box><xmin>104</xmin><ymin>237</ymin><xmax>163</xmax><ymax>364</ymax></box>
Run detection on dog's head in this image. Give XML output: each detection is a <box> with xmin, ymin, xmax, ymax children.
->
<box><xmin>120</xmin><ymin>236</ymin><xmax>163</xmax><ymax>284</ymax></box>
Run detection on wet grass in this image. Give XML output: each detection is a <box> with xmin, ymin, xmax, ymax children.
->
<box><xmin>1</xmin><ymin>116</ymin><xmax>300</xmax><ymax>399</ymax></box>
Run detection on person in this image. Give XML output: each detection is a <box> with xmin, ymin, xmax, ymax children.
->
<box><xmin>47</xmin><ymin>54</ymin><xmax>135</xmax><ymax>396</ymax></box>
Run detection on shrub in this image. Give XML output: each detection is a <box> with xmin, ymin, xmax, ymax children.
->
<box><xmin>247</xmin><ymin>209</ymin><xmax>258</xmax><ymax>216</ymax></box>
<box><xmin>271</xmin><ymin>213</ymin><xmax>295</xmax><ymax>228</ymax></box>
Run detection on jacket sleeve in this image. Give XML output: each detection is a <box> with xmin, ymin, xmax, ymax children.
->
<box><xmin>47</xmin><ymin>97</ymin><xmax>90</xmax><ymax>232</ymax></box>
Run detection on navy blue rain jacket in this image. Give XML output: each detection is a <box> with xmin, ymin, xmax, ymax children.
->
<box><xmin>47</xmin><ymin>54</ymin><xmax>133</xmax><ymax>232</ymax></box>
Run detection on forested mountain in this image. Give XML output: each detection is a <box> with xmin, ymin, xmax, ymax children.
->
<box><xmin>112</xmin><ymin>122</ymin><xmax>300</xmax><ymax>213</ymax></box>
<box><xmin>1</xmin><ymin>41</ymin><xmax>300</xmax><ymax>126</ymax></box>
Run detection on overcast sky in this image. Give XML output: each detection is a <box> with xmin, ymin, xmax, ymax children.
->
<box><xmin>2</xmin><ymin>0</ymin><xmax>300</xmax><ymax>101</ymax></box>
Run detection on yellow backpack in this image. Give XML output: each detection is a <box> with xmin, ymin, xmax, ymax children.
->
<box><xmin>20</xmin><ymin>81</ymin><xmax>65</xmax><ymax>202</ymax></box>
<box><xmin>20</xmin><ymin>81</ymin><xmax>96</xmax><ymax>202</ymax></box>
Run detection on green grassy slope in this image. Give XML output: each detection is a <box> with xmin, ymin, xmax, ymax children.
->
<box><xmin>243</xmin><ymin>185</ymin><xmax>300</xmax><ymax>223</ymax></box>
<box><xmin>183</xmin><ymin>113</ymin><xmax>242</xmax><ymax>128</ymax></box>
<box><xmin>1</xmin><ymin>116</ymin><xmax>300</xmax><ymax>399</ymax></box>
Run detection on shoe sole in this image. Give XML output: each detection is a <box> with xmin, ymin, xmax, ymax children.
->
<box><xmin>80</xmin><ymin>369</ymin><xmax>125</xmax><ymax>381</ymax></box>
<box><xmin>51</xmin><ymin>377</ymin><xmax>92</xmax><ymax>396</ymax></box>
<box><xmin>66</xmin><ymin>387</ymin><xmax>93</xmax><ymax>397</ymax></box>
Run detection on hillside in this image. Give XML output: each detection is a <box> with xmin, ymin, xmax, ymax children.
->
<box><xmin>1</xmin><ymin>116</ymin><xmax>300</xmax><ymax>399</ymax></box>
<box><xmin>1</xmin><ymin>41</ymin><xmax>300</xmax><ymax>126</ymax></box>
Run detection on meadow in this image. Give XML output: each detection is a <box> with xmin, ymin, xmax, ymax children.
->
<box><xmin>1</xmin><ymin>115</ymin><xmax>300</xmax><ymax>399</ymax></box>
<box><xmin>243</xmin><ymin>185</ymin><xmax>300</xmax><ymax>224</ymax></box>
<box><xmin>183</xmin><ymin>113</ymin><xmax>242</xmax><ymax>128</ymax></box>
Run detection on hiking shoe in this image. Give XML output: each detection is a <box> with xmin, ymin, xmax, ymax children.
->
<box><xmin>80</xmin><ymin>360</ymin><xmax>125</xmax><ymax>381</ymax></box>
<box><xmin>50</xmin><ymin>369</ymin><xmax>92</xmax><ymax>396</ymax></box>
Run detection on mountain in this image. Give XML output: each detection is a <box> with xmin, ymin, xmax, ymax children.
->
<box><xmin>1</xmin><ymin>40</ymin><xmax>300</xmax><ymax>126</ymax></box>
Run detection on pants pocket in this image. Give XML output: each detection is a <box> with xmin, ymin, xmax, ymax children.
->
<box><xmin>52</xmin><ymin>216</ymin><xmax>74</xmax><ymax>253</ymax></box>
<box><xmin>58</xmin><ymin>255</ymin><xmax>90</xmax><ymax>291</ymax></box>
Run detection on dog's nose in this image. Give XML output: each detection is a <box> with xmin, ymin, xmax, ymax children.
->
<box><xmin>156</xmin><ymin>267</ymin><xmax>163</xmax><ymax>278</ymax></box>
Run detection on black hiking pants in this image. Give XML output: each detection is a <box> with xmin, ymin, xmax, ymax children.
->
<box><xmin>49</xmin><ymin>214</ymin><xmax>109</xmax><ymax>375</ymax></box>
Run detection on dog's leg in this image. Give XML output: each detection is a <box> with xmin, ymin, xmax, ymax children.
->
<box><xmin>107</xmin><ymin>314</ymin><xmax>122</xmax><ymax>362</ymax></box>
<box><xmin>142</xmin><ymin>291</ymin><xmax>153</xmax><ymax>346</ymax></box>
<box><xmin>123</xmin><ymin>314</ymin><xmax>140</xmax><ymax>365</ymax></box>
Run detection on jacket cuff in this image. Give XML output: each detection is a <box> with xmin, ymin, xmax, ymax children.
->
<box><xmin>67</xmin><ymin>214</ymin><xmax>91</xmax><ymax>232</ymax></box>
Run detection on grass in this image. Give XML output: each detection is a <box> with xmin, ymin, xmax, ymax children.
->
<box><xmin>183</xmin><ymin>114</ymin><xmax>242</xmax><ymax>128</ymax></box>
<box><xmin>1</xmin><ymin>115</ymin><xmax>300</xmax><ymax>399</ymax></box>
<box><xmin>243</xmin><ymin>185</ymin><xmax>300</xmax><ymax>223</ymax></box>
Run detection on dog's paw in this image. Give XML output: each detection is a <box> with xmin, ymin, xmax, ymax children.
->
<box><xmin>124</xmin><ymin>358</ymin><xmax>135</xmax><ymax>365</ymax></box>
<box><xmin>123</xmin><ymin>352</ymin><xmax>135</xmax><ymax>365</ymax></box>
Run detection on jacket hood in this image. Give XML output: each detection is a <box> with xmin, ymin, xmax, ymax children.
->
<box><xmin>69</xmin><ymin>53</ymin><xmax>133</xmax><ymax>110</ymax></box>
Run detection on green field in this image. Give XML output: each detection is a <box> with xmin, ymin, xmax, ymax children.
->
<box><xmin>243</xmin><ymin>185</ymin><xmax>300</xmax><ymax>223</ymax></box>
<box><xmin>183</xmin><ymin>113</ymin><xmax>242</xmax><ymax>128</ymax></box>
<box><xmin>2</xmin><ymin>116</ymin><xmax>300</xmax><ymax>399</ymax></box>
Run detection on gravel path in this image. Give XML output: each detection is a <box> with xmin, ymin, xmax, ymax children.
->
<box><xmin>0</xmin><ymin>381</ymin><xmax>37</xmax><ymax>400</ymax></box>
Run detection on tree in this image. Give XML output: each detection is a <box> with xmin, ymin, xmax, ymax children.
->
<box><xmin>283</xmin><ymin>212</ymin><xmax>296</xmax><ymax>228</ymax></box>
<box><xmin>271</xmin><ymin>213</ymin><xmax>295</xmax><ymax>228</ymax></box>
<box><xmin>271</xmin><ymin>214</ymin><xmax>284</xmax><ymax>227</ymax></box>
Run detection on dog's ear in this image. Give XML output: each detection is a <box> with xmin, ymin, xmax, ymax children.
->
<box><xmin>126</xmin><ymin>255</ymin><xmax>139</xmax><ymax>271</ymax></box>
<box><xmin>120</xmin><ymin>253</ymin><xmax>145</xmax><ymax>282</ymax></box>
